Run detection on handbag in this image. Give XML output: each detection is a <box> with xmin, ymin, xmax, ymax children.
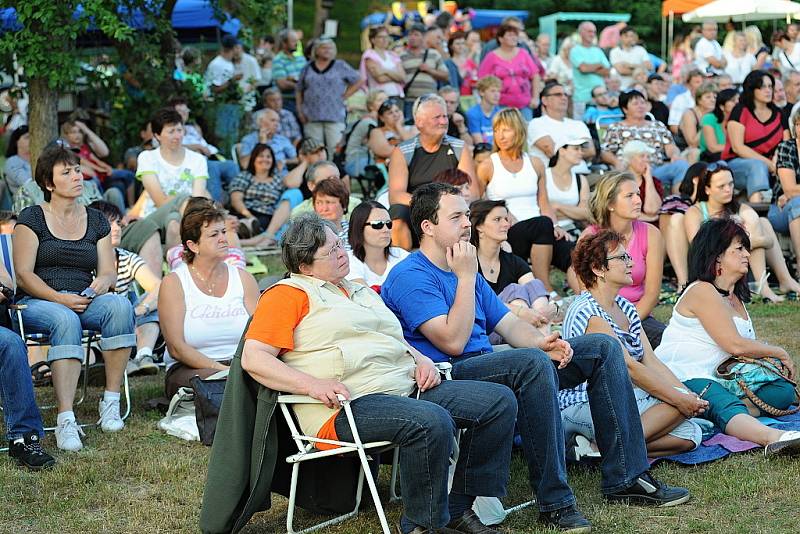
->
<box><xmin>191</xmin><ymin>373</ymin><xmax>228</xmax><ymax>446</ymax></box>
<box><xmin>715</xmin><ymin>356</ymin><xmax>800</xmax><ymax>417</ymax></box>
<box><xmin>158</xmin><ymin>387</ymin><xmax>199</xmax><ymax>442</ymax></box>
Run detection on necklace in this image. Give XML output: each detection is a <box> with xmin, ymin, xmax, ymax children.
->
<box><xmin>713</xmin><ymin>284</ymin><xmax>730</xmax><ymax>297</ymax></box>
<box><xmin>44</xmin><ymin>204</ymin><xmax>81</xmax><ymax>234</ymax></box>
<box><xmin>480</xmin><ymin>257</ymin><xmax>500</xmax><ymax>275</ymax></box>
<box><xmin>190</xmin><ymin>263</ymin><xmax>218</xmax><ymax>295</ymax></box>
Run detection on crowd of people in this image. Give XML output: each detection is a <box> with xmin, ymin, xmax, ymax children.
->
<box><xmin>2</xmin><ymin>12</ymin><xmax>800</xmax><ymax>534</ymax></box>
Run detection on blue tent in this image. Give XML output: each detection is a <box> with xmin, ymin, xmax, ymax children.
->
<box><xmin>1</xmin><ymin>0</ymin><xmax>240</xmax><ymax>35</ymax></box>
<box><xmin>470</xmin><ymin>9</ymin><xmax>530</xmax><ymax>30</ymax></box>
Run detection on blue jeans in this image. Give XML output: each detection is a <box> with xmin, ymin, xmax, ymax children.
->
<box><xmin>767</xmin><ymin>195</ymin><xmax>800</xmax><ymax>233</ymax></box>
<box><xmin>450</xmin><ymin>334</ymin><xmax>649</xmax><ymax>512</ymax></box>
<box><xmin>207</xmin><ymin>160</ymin><xmax>240</xmax><ymax>202</ymax></box>
<box><xmin>0</xmin><ymin>327</ymin><xmax>44</xmax><ymax>441</ymax></box>
<box><xmin>652</xmin><ymin>159</ymin><xmax>690</xmax><ymax>191</ymax></box>
<box><xmin>726</xmin><ymin>158</ymin><xmax>772</xmax><ymax>198</ymax></box>
<box><xmin>334</xmin><ymin>380</ymin><xmax>516</xmax><ymax>529</ymax></box>
<box><xmin>15</xmin><ymin>293</ymin><xmax>136</xmax><ymax>361</ymax></box>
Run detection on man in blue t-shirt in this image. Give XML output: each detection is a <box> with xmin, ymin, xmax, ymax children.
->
<box><xmin>465</xmin><ymin>76</ymin><xmax>503</xmax><ymax>145</ymax></box>
<box><xmin>382</xmin><ymin>183</ymin><xmax>691</xmax><ymax>532</ymax></box>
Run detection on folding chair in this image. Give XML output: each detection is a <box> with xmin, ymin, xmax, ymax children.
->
<box><xmin>0</xmin><ymin>234</ymin><xmax>131</xmax><ymax>430</ymax></box>
<box><xmin>277</xmin><ymin>393</ymin><xmax>399</xmax><ymax>534</ymax></box>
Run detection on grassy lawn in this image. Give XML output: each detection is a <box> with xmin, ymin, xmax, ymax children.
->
<box><xmin>2</xmin><ymin>277</ymin><xmax>799</xmax><ymax>532</ymax></box>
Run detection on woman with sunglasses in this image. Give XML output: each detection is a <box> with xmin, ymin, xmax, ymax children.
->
<box><xmin>346</xmin><ymin>201</ymin><xmax>408</xmax><ymax>292</ymax></box>
<box><xmin>560</xmin><ymin>231</ymin><xmax>705</xmax><ymax>458</ymax></box>
<box><xmin>722</xmin><ymin>70</ymin><xmax>789</xmax><ymax>203</ymax></box>
<box><xmin>367</xmin><ymin>97</ymin><xmax>417</xmax><ymax>169</ymax></box>
<box><xmin>684</xmin><ymin>161</ymin><xmax>800</xmax><ymax>302</ymax></box>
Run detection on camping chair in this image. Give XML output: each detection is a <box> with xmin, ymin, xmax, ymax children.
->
<box><xmin>0</xmin><ymin>234</ymin><xmax>131</xmax><ymax>429</ymax></box>
<box><xmin>352</xmin><ymin>165</ymin><xmax>386</xmax><ymax>201</ymax></box>
<box><xmin>277</xmin><ymin>393</ymin><xmax>399</xmax><ymax>534</ymax></box>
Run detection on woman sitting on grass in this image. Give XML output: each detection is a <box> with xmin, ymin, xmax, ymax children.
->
<box><xmin>656</xmin><ymin>218</ymin><xmax>800</xmax><ymax>457</ymax></box>
<box><xmin>560</xmin><ymin>231</ymin><xmax>704</xmax><ymax>458</ymax></box>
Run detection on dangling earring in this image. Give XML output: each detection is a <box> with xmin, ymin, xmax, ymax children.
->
<box><xmin>715</xmin><ymin>261</ymin><xmax>722</xmax><ymax>277</ymax></box>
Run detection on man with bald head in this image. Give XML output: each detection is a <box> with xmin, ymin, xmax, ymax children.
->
<box><xmin>694</xmin><ymin>22</ymin><xmax>726</xmax><ymax>75</ymax></box>
<box><xmin>388</xmin><ymin>94</ymin><xmax>477</xmax><ymax>249</ymax></box>
<box><xmin>570</xmin><ymin>21</ymin><xmax>610</xmax><ymax>120</ymax></box>
<box><xmin>237</xmin><ymin>108</ymin><xmax>297</xmax><ymax>170</ymax></box>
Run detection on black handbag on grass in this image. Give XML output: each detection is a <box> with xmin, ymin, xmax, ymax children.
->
<box><xmin>190</xmin><ymin>375</ymin><xmax>227</xmax><ymax>446</ymax></box>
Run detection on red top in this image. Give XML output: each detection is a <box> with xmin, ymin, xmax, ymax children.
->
<box><xmin>722</xmin><ymin>103</ymin><xmax>787</xmax><ymax>160</ymax></box>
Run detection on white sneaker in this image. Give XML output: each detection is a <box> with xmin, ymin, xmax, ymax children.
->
<box><xmin>55</xmin><ymin>419</ymin><xmax>86</xmax><ymax>452</ymax></box>
<box><xmin>125</xmin><ymin>358</ymin><xmax>140</xmax><ymax>376</ymax></box>
<box><xmin>98</xmin><ymin>398</ymin><xmax>125</xmax><ymax>433</ymax></box>
<box><xmin>765</xmin><ymin>430</ymin><xmax>800</xmax><ymax>458</ymax></box>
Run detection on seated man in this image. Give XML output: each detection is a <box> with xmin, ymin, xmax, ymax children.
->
<box><xmin>206</xmin><ymin>212</ymin><xmax>517</xmax><ymax>534</ymax></box>
<box><xmin>381</xmin><ymin>183</ymin><xmax>691</xmax><ymax>532</ymax></box>
<box><xmin>238</xmin><ymin>108</ymin><xmax>297</xmax><ymax>171</ymax></box>
<box><xmin>260</xmin><ymin>87</ymin><xmax>302</xmax><ymax>147</ymax></box>
<box><xmin>1</xmin><ymin>262</ymin><xmax>56</xmax><ymax>470</ymax></box>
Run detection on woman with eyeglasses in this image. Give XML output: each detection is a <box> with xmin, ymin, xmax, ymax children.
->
<box><xmin>346</xmin><ymin>200</ymin><xmax>408</xmax><ymax>292</ymax></box>
<box><xmin>478</xmin><ymin>108</ymin><xmax>577</xmax><ymax>295</ymax></box>
<box><xmin>560</xmin><ymin>231</ymin><xmax>704</xmax><ymax>458</ymax></box>
<box><xmin>683</xmin><ymin>161</ymin><xmax>800</xmax><ymax>302</ymax></box>
<box><xmin>582</xmin><ymin>171</ymin><xmax>667</xmax><ymax>348</ymax></box>
<box><xmin>722</xmin><ymin>70</ymin><xmax>789</xmax><ymax>203</ymax></box>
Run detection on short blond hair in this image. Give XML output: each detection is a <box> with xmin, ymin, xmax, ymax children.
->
<box><xmin>476</xmin><ymin>75</ymin><xmax>501</xmax><ymax>93</ymax></box>
<box><xmin>491</xmin><ymin>108</ymin><xmax>527</xmax><ymax>158</ymax></box>
<box><xmin>589</xmin><ymin>171</ymin><xmax>637</xmax><ymax>228</ymax></box>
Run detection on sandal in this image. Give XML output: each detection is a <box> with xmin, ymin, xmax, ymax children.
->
<box><xmin>30</xmin><ymin>361</ymin><xmax>52</xmax><ymax>387</ymax></box>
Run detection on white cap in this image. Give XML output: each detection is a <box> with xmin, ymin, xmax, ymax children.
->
<box><xmin>554</xmin><ymin>135</ymin><xmax>591</xmax><ymax>153</ymax></box>
<box><xmin>620</xmin><ymin>140</ymin><xmax>656</xmax><ymax>158</ymax></box>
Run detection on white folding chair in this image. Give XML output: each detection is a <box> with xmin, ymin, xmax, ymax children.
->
<box><xmin>0</xmin><ymin>234</ymin><xmax>131</xmax><ymax>429</ymax></box>
<box><xmin>277</xmin><ymin>393</ymin><xmax>399</xmax><ymax>534</ymax></box>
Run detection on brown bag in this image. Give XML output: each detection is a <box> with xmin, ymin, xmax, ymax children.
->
<box><xmin>715</xmin><ymin>356</ymin><xmax>800</xmax><ymax>417</ymax></box>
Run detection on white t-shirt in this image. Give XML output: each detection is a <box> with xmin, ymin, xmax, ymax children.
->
<box><xmin>205</xmin><ymin>55</ymin><xmax>235</xmax><ymax>88</ymax></box>
<box><xmin>527</xmin><ymin>113</ymin><xmax>591</xmax><ymax>173</ymax></box>
<box><xmin>544</xmin><ymin>167</ymin><xmax>580</xmax><ymax>228</ymax></box>
<box><xmin>777</xmin><ymin>44</ymin><xmax>800</xmax><ymax>76</ymax></box>
<box><xmin>346</xmin><ymin>247</ymin><xmax>409</xmax><ymax>289</ymax></box>
<box><xmin>609</xmin><ymin>45</ymin><xmax>650</xmax><ymax>89</ymax></box>
<box><xmin>694</xmin><ymin>37</ymin><xmax>724</xmax><ymax>75</ymax></box>
<box><xmin>723</xmin><ymin>52</ymin><xmax>757</xmax><ymax>84</ymax></box>
<box><xmin>135</xmin><ymin>148</ymin><xmax>209</xmax><ymax>216</ymax></box>
<box><xmin>236</xmin><ymin>52</ymin><xmax>262</xmax><ymax>87</ymax></box>
<box><xmin>668</xmin><ymin>90</ymin><xmax>695</xmax><ymax>127</ymax></box>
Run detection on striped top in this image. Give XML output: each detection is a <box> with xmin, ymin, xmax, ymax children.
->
<box><xmin>722</xmin><ymin>102</ymin><xmax>787</xmax><ymax>160</ymax></box>
<box><xmin>558</xmin><ymin>291</ymin><xmax>643</xmax><ymax>410</ymax></box>
<box><xmin>115</xmin><ymin>248</ymin><xmax>147</xmax><ymax>296</ymax></box>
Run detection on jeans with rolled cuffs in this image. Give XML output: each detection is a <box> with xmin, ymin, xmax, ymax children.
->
<box><xmin>334</xmin><ymin>380</ymin><xmax>516</xmax><ymax>529</ymax></box>
<box><xmin>726</xmin><ymin>158</ymin><xmax>772</xmax><ymax>198</ymax></box>
<box><xmin>0</xmin><ymin>326</ymin><xmax>45</xmax><ymax>441</ymax></box>
<box><xmin>449</xmin><ymin>333</ymin><xmax>649</xmax><ymax>512</ymax></box>
<box><xmin>14</xmin><ymin>292</ymin><xmax>136</xmax><ymax>361</ymax></box>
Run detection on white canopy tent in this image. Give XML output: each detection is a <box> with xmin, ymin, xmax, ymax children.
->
<box><xmin>682</xmin><ymin>0</ymin><xmax>800</xmax><ymax>22</ymax></box>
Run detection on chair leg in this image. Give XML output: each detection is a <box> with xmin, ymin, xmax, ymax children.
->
<box><xmin>389</xmin><ymin>447</ymin><xmax>401</xmax><ymax>503</ymax></box>
<box><xmin>286</xmin><ymin>461</ymin><xmax>365</xmax><ymax>534</ymax></box>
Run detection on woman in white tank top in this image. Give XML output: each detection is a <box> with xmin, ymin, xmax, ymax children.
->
<box><xmin>544</xmin><ymin>138</ymin><xmax>591</xmax><ymax>232</ymax></box>
<box><xmin>476</xmin><ymin>108</ymin><xmax>577</xmax><ymax>293</ymax></box>
<box><xmin>654</xmin><ymin>219</ymin><xmax>800</xmax><ymax>456</ymax></box>
<box><xmin>159</xmin><ymin>205</ymin><xmax>261</xmax><ymax>398</ymax></box>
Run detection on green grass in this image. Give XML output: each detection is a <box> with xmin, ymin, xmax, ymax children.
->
<box><xmin>2</xmin><ymin>297</ymin><xmax>800</xmax><ymax>533</ymax></box>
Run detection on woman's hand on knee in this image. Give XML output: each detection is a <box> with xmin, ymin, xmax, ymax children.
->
<box><xmin>56</xmin><ymin>293</ymin><xmax>91</xmax><ymax>314</ymax></box>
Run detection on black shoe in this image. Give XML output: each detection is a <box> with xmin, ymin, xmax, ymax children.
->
<box><xmin>9</xmin><ymin>433</ymin><xmax>56</xmax><ymax>470</ymax></box>
<box><xmin>446</xmin><ymin>510</ymin><xmax>501</xmax><ymax>534</ymax></box>
<box><xmin>396</xmin><ymin>525</ymin><xmax>460</xmax><ymax>534</ymax></box>
<box><xmin>605</xmin><ymin>472</ymin><xmax>690</xmax><ymax>507</ymax></box>
<box><xmin>539</xmin><ymin>504</ymin><xmax>592</xmax><ymax>532</ymax></box>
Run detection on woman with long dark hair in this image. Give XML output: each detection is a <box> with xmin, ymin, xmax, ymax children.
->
<box><xmin>656</xmin><ymin>218</ymin><xmax>800</xmax><ymax>457</ymax></box>
<box><xmin>683</xmin><ymin>161</ymin><xmax>800</xmax><ymax>301</ymax></box>
<box><xmin>722</xmin><ymin>70</ymin><xmax>789</xmax><ymax>203</ymax></box>
<box><xmin>346</xmin><ymin>200</ymin><xmax>408</xmax><ymax>292</ymax></box>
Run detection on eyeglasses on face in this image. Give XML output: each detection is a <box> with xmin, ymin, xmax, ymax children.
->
<box><xmin>313</xmin><ymin>239</ymin><xmax>344</xmax><ymax>261</ymax></box>
<box><xmin>365</xmin><ymin>220</ymin><xmax>393</xmax><ymax>230</ymax></box>
<box><xmin>606</xmin><ymin>252</ymin><xmax>633</xmax><ymax>264</ymax></box>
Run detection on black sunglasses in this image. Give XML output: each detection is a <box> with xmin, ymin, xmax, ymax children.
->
<box><xmin>379</xmin><ymin>98</ymin><xmax>401</xmax><ymax>113</ymax></box>
<box><xmin>706</xmin><ymin>161</ymin><xmax>730</xmax><ymax>173</ymax></box>
<box><xmin>365</xmin><ymin>220</ymin><xmax>393</xmax><ymax>230</ymax></box>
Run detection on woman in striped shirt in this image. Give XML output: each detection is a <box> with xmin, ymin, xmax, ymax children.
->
<box><xmin>559</xmin><ymin>230</ymin><xmax>705</xmax><ymax>458</ymax></box>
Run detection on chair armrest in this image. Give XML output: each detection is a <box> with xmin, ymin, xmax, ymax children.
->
<box><xmin>278</xmin><ymin>393</ymin><xmax>350</xmax><ymax>406</ymax></box>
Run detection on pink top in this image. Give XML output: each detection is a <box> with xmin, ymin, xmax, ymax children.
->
<box><xmin>588</xmin><ymin>220</ymin><xmax>650</xmax><ymax>304</ymax></box>
<box><xmin>457</xmin><ymin>57</ymin><xmax>478</xmax><ymax>95</ymax></box>
<box><xmin>478</xmin><ymin>49</ymin><xmax>541</xmax><ymax>109</ymax></box>
<box><xmin>359</xmin><ymin>49</ymin><xmax>404</xmax><ymax>97</ymax></box>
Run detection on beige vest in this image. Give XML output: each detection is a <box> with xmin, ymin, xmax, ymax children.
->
<box><xmin>276</xmin><ymin>275</ymin><xmax>417</xmax><ymax>435</ymax></box>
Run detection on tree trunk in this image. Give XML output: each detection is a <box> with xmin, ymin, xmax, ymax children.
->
<box><xmin>312</xmin><ymin>0</ymin><xmax>329</xmax><ymax>38</ymax></box>
<box><xmin>27</xmin><ymin>77</ymin><xmax>59</xmax><ymax>176</ymax></box>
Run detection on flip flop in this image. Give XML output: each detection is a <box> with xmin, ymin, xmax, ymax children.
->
<box><xmin>30</xmin><ymin>361</ymin><xmax>52</xmax><ymax>387</ymax></box>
